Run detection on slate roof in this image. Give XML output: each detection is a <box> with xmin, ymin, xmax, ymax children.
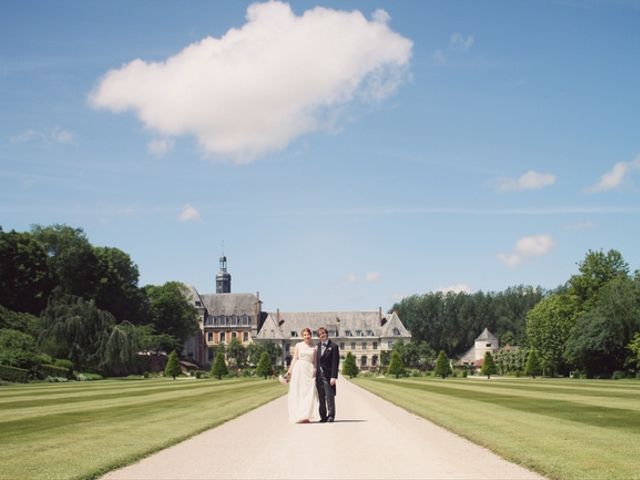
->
<box><xmin>200</xmin><ymin>293</ymin><xmax>259</xmax><ymax>316</ymax></box>
<box><xmin>475</xmin><ymin>328</ymin><xmax>498</xmax><ymax>342</ymax></box>
<box><xmin>256</xmin><ymin>311</ymin><xmax>411</xmax><ymax>340</ymax></box>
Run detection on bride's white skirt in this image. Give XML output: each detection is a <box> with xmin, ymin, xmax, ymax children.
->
<box><xmin>287</xmin><ymin>360</ymin><xmax>319</xmax><ymax>423</ymax></box>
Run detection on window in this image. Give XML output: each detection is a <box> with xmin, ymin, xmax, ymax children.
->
<box><xmin>231</xmin><ymin>316</ymin><xmax>237</xmax><ymax>326</ymax></box>
<box><xmin>356</xmin><ymin>330</ymin><xmax>362</xmax><ymax>337</ymax></box>
<box><xmin>207</xmin><ymin>332</ymin><xmax>213</xmax><ymax>342</ymax></box>
<box><xmin>232</xmin><ymin>332</ymin><xmax>237</xmax><ymax>339</ymax></box>
<box><xmin>387</xmin><ymin>340</ymin><xmax>393</xmax><ymax>349</ymax></box>
<box><xmin>195</xmin><ymin>301</ymin><xmax>202</xmax><ymax>307</ymax></box>
<box><xmin>373</xmin><ymin>342</ymin><xmax>378</xmax><ymax>350</ymax></box>
<box><xmin>340</xmin><ymin>343</ymin><xmax>345</xmax><ymax>350</ymax></box>
<box><xmin>366</xmin><ymin>330</ymin><xmax>374</xmax><ymax>336</ymax></box>
<box><xmin>393</xmin><ymin>328</ymin><xmax>400</xmax><ymax>336</ymax></box>
<box><xmin>486</xmin><ymin>343</ymin><xmax>492</xmax><ymax>347</ymax></box>
<box><xmin>372</xmin><ymin>355</ymin><xmax>378</xmax><ymax>366</ymax></box>
<box><xmin>291</xmin><ymin>331</ymin><xmax>298</xmax><ymax>337</ymax></box>
<box><xmin>220</xmin><ymin>332</ymin><xmax>226</xmax><ymax>343</ymax></box>
<box><xmin>345</xmin><ymin>330</ymin><xmax>353</xmax><ymax>337</ymax></box>
<box><xmin>361</xmin><ymin>342</ymin><xmax>367</xmax><ymax>350</ymax></box>
<box><xmin>351</xmin><ymin>342</ymin><xmax>356</xmax><ymax>350</ymax></box>
<box><xmin>243</xmin><ymin>332</ymin><xmax>249</xmax><ymax>342</ymax></box>
<box><xmin>361</xmin><ymin>356</ymin><xmax>367</xmax><ymax>366</ymax></box>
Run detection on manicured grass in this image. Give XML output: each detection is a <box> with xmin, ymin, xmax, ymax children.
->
<box><xmin>353</xmin><ymin>376</ymin><xmax>640</xmax><ymax>480</ymax></box>
<box><xmin>0</xmin><ymin>377</ymin><xmax>286</xmax><ymax>480</ymax></box>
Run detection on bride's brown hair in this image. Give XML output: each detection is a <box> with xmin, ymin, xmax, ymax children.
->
<box><xmin>301</xmin><ymin>327</ymin><xmax>312</xmax><ymax>336</ymax></box>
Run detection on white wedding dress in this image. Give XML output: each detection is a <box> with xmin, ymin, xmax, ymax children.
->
<box><xmin>287</xmin><ymin>342</ymin><xmax>319</xmax><ymax>423</ymax></box>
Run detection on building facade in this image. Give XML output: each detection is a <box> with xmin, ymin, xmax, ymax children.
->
<box><xmin>458</xmin><ymin>327</ymin><xmax>499</xmax><ymax>368</ymax></box>
<box><xmin>182</xmin><ymin>256</ymin><xmax>265</xmax><ymax>365</ymax></box>
<box><xmin>255</xmin><ymin>309</ymin><xmax>412</xmax><ymax>370</ymax></box>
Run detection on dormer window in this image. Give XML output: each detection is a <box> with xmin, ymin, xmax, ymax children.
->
<box><xmin>393</xmin><ymin>328</ymin><xmax>400</xmax><ymax>336</ymax></box>
<box><xmin>345</xmin><ymin>330</ymin><xmax>353</xmax><ymax>337</ymax></box>
<box><xmin>356</xmin><ymin>330</ymin><xmax>363</xmax><ymax>336</ymax></box>
<box><xmin>195</xmin><ymin>301</ymin><xmax>202</xmax><ymax>307</ymax></box>
<box><xmin>291</xmin><ymin>331</ymin><xmax>298</xmax><ymax>337</ymax></box>
<box><xmin>366</xmin><ymin>330</ymin><xmax>374</xmax><ymax>336</ymax></box>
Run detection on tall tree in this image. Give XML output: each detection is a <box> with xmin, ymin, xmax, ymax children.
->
<box><xmin>164</xmin><ymin>351</ymin><xmax>181</xmax><ymax>379</ymax></box>
<box><xmin>227</xmin><ymin>337</ymin><xmax>247</xmax><ymax>368</ymax></box>
<box><xmin>568</xmin><ymin>249</ymin><xmax>629</xmax><ymax>310</ymax></box>
<box><xmin>255</xmin><ymin>351</ymin><xmax>273</xmax><ymax>379</ymax></box>
<box><xmin>524</xmin><ymin>349</ymin><xmax>541</xmax><ymax>378</ymax></box>
<box><xmin>99</xmin><ymin>321</ymin><xmax>143</xmax><ymax>376</ymax></box>
<box><xmin>145</xmin><ymin>282</ymin><xmax>197</xmax><ymax>347</ymax></box>
<box><xmin>526</xmin><ymin>293</ymin><xmax>579</xmax><ymax>376</ymax></box>
<box><xmin>0</xmin><ymin>328</ymin><xmax>39</xmax><ymax>369</ymax></box>
<box><xmin>387</xmin><ymin>350</ymin><xmax>405</xmax><ymax>378</ymax></box>
<box><xmin>434</xmin><ymin>350</ymin><xmax>452</xmax><ymax>379</ymax></box>
<box><xmin>481</xmin><ymin>352</ymin><xmax>497</xmax><ymax>379</ymax></box>
<box><xmin>342</xmin><ymin>352</ymin><xmax>359</xmax><ymax>378</ymax></box>
<box><xmin>211</xmin><ymin>350</ymin><xmax>228</xmax><ymax>379</ymax></box>
<box><xmin>0</xmin><ymin>229</ymin><xmax>54</xmax><ymax>314</ymax></box>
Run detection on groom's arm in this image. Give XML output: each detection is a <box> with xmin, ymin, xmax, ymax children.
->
<box><xmin>330</xmin><ymin>345</ymin><xmax>339</xmax><ymax>382</ymax></box>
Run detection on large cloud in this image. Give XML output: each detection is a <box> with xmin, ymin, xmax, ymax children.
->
<box><xmin>586</xmin><ymin>155</ymin><xmax>640</xmax><ymax>193</ymax></box>
<box><xmin>89</xmin><ymin>1</ymin><xmax>412</xmax><ymax>162</ymax></box>
<box><xmin>497</xmin><ymin>234</ymin><xmax>554</xmax><ymax>268</ymax></box>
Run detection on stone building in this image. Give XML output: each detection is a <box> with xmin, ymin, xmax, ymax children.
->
<box><xmin>182</xmin><ymin>256</ymin><xmax>265</xmax><ymax>366</ymax></box>
<box><xmin>255</xmin><ymin>309</ymin><xmax>412</xmax><ymax>370</ymax></box>
<box><xmin>458</xmin><ymin>327</ymin><xmax>499</xmax><ymax>368</ymax></box>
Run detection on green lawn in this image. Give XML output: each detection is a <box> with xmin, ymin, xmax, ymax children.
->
<box><xmin>0</xmin><ymin>377</ymin><xmax>286</xmax><ymax>480</ymax></box>
<box><xmin>353</xmin><ymin>376</ymin><xmax>640</xmax><ymax>480</ymax></box>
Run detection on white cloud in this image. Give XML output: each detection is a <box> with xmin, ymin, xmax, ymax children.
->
<box><xmin>365</xmin><ymin>271</ymin><xmax>381</xmax><ymax>283</ymax></box>
<box><xmin>435</xmin><ymin>283</ymin><xmax>472</xmax><ymax>294</ymax></box>
<box><xmin>178</xmin><ymin>204</ymin><xmax>202</xmax><ymax>222</ymax></box>
<box><xmin>89</xmin><ymin>1</ymin><xmax>412</xmax><ymax>162</ymax></box>
<box><xmin>586</xmin><ymin>155</ymin><xmax>640</xmax><ymax>193</ymax></box>
<box><xmin>497</xmin><ymin>234</ymin><xmax>554</xmax><ymax>268</ymax></box>
<box><xmin>497</xmin><ymin>170</ymin><xmax>556</xmax><ymax>191</ymax></box>
<box><xmin>11</xmin><ymin>127</ymin><xmax>74</xmax><ymax>144</ymax></box>
<box><xmin>148</xmin><ymin>138</ymin><xmax>175</xmax><ymax>157</ymax></box>
<box><xmin>345</xmin><ymin>273</ymin><xmax>358</xmax><ymax>284</ymax></box>
<box><xmin>450</xmin><ymin>33</ymin><xmax>474</xmax><ymax>51</ymax></box>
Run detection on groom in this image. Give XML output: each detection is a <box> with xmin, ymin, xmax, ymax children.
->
<box><xmin>316</xmin><ymin>327</ymin><xmax>339</xmax><ymax>423</ymax></box>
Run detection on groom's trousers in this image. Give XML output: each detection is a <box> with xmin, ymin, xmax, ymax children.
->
<box><xmin>316</xmin><ymin>372</ymin><xmax>336</xmax><ymax>421</ymax></box>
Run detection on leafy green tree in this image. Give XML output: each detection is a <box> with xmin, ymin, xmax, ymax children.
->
<box><xmin>248</xmin><ymin>341</ymin><xmax>282</xmax><ymax>366</ymax></box>
<box><xmin>100</xmin><ymin>321</ymin><xmax>143</xmax><ymax>376</ymax></box>
<box><xmin>211</xmin><ymin>350</ymin><xmax>228</xmax><ymax>379</ymax></box>
<box><xmin>255</xmin><ymin>351</ymin><xmax>273</xmax><ymax>379</ymax></box>
<box><xmin>31</xmin><ymin>224</ymin><xmax>100</xmax><ymax>298</ymax></box>
<box><xmin>627</xmin><ymin>333</ymin><xmax>640</xmax><ymax>371</ymax></box>
<box><xmin>526</xmin><ymin>293</ymin><xmax>579</xmax><ymax>376</ymax></box>
<box><xmin>136</xmin><ymin>324</ymin><xmax>181</xmax><ymax>354</ymax></box>
<box><xmin>164</xmin><ymin>350</ymin><xmax>181</xmax><ymax>379</ymax></box>
<box><xmin>386</xmin><ymin>350</ymin><xmax>405</xmax><ymax>378</ymax></box>
<box><xmin>481</xmin><ymin>352</ymin><xmax>497</xmax><ymax>379</ymax></box>
<box><xmin>92</xmin><ymin>246</ymin><xmax>148</xmax><ymax>323</ymax></box>
<box><xmin>39</xmin><ymin>289</ymin><xmax>115</xmax><ymax>369</ymax></box>
<box><xmin>342</xmin><ymin>352</ymin><xmax>359</xmax><ymax>378</ymax></box>
<box><xmin>0</xmin><ymin>229</ymin><xmax>54</xmax><ymax>314</ymax></box>
<box><xmin>433</xmin><ymin>350</ymin><xmax>452</xmax><ymax>379</ymax></box>
<box><xmin>145</xmin><ymin>282</ymin><xmax>197</xmax><ymax>347</ymax></box>
<box><xmin>380</xmin><ymin>350</ymin><xmax>391</xmax><ymax>367</ymax></box>
<box><xmin>524</xmin><ymin>349</ymin><xmax>542</xmax><ymax>378</ymax></box>
<box><xmin>0</xmin><ymin>329</ymin><xmax>39</xmax><ymax>369</ymax></box>
<box><xmin>564</xmin><ymin>276</ymin><xmax>640</xmax><ymax>377</ymax></box>
<box><xmin>227</xmin><ymin>336</ymin><xmax>247</xmax><ymax>368</ymax></box>
<box><xmin>0</xmin><ymin>305</ymin><xmax>41</xmax><ymax>338</ymax></box>
<box><xmin>568</xmin><ymin>249</ymin><xmax>629</xmax><ymax>310</ymax></box>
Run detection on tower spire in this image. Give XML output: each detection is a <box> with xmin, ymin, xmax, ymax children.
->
<box><xmin>216</xmin><ymin>249</ymin><xmax>231</xmax><ymax>293</ymax></box>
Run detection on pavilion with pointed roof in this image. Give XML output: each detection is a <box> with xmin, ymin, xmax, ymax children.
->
<box><xmin>458</xmin><ymin>327</ymin><xmax>499</xmax><ymax>368</ymax></box>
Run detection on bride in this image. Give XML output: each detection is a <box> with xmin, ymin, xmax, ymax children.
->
<box><xmin>286</xmin><ymin>327</ymin><xmax>319</xmax><ymax>423</ymax></box>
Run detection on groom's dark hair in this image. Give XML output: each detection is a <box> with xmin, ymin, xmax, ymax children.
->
<box><xmin>317</xmin><ymin>327</ymin><xmax>328</xmax><ymax>336</ymax></box>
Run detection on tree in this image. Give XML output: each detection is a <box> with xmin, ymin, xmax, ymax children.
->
<box><xmin>145</xmin><ymin>282</ymin><xmax>197</xmax><ymax>347</ymax></box>
<box><xmin>342</xmin><ymin>352</ymin><xmax>359</xmax><ymax>378</ymax></box>
<box><xmin>481</xmin><ymin>352</ymin><xmax>497</xmax><ymax>379</ymax></box>
<box><xmin>568</xmin><ymin>249</ymin><xmax>629</xmax><ymax>310</ymax></box>
<box><xmin>524</xmin><ymin>349</ymin><xmax>542</xmax><ymax>378</ymax></box>
<box><xmin>227</xmin><ymin>336</ymin><xmax>247</xmax><ymax>368</ymax></box>
<box><xmin>526</xmin><ymin>293</ymin><xmax>579</xmax><ymax>376</ymax></box>
<box><xmin>0</xmin><ymin>229</ymin><xmax>54</xmax><ymax>314</ymax></box>
<box><xmin>39</xmin><ymin>289</ymin><xmax>115</xmax><ymax>369</ymax></box>
<box><xmin>31</xmin><ymin>224</ymin><xmax>100</xmax><ymax>298</ymax></box>
<box><xmin>386</xmin><ymin>350</ymin><xmax>405</xmax><ymax>378</ymax></box>
<box><xmin>433</xmin><ymin>350</ymin><xmax>452</xmax><ymax>379</ymax></box>
<box><xmin>248</xmin><ymin>341</ymin><xmax>282</xmax><ymax>366</ymax></box>
<box><xmin>0</xmin><ymin>328</ymin><xmax>39</xmax><ymax>369</ymax></box>
<box><xmin>211</xmin><ymin>350</ymin><xmax>228</xmax><ymax>379</ymax></box>
<box><xmin>100</xmin><ymin>321</ymin><xmax>143</xmax><ymax>376</ymax></box>
<box><xmin>164</xmin><ymin>350</ymin><xmax>181</xmax><ymax>379</ymax></box>
<box><xmin>255</xmin><ymin>351</ymin><xmax>273</xmax><ymax>379</ymax></box>
<box><xmin>627</xmin><ymin>333</ymin><xmax>640</xmax><ymax>371</ymax></box>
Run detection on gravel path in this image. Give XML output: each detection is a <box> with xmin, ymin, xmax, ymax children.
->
<box><xmin>102</xmin><ymin>378</ymin><xmax>544</xmax><ymax>480</ymax></box>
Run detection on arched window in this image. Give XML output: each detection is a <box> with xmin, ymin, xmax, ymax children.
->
<box><xmin>393</xmin><ymin>328</ymin><xmax>401</xmax><ymax>336</ymax></box>
<box><xmin>361</xmin><ymin>356</ymin><xmax>367</xmax><ymax>366</ymax></box>
<box><xmin>372</xmin><ymin>355</ymin><xmax>378</xmax><ymax>366</ymax></box>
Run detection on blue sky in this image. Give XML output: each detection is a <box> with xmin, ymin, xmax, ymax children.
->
<box><xmin>2</xmin><ymin>0</ymin><xmax>639</xmax><ymax>312</ymax></box>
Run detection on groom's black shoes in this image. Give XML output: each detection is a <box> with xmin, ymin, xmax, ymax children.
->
<box><xmin>327</xmin><ymin>417</ymin><xmax>334</xmax><ymax>423</ymax></box>
<box><xmin>319</xmin><ymin>418</ymin><xmax>328</xmax><ymax>423</ymax></box>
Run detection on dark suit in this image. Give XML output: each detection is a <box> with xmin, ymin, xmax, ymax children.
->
<box><xmin>316</xmin><ymin>339</ymin><xmax>339</xmax><ymax>421</ymax></box>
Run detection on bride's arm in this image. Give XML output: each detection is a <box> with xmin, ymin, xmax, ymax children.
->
<box><xmin>287</xmin><ymin>343</ymin><xmax>298</xmax><ymax>376</ymax></box>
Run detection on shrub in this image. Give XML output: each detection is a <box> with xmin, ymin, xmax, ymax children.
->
<box><xmin>386</xmin><ymin>351</ymin><xmax>405</xmax><ymax>379</ymax></box>
<box><xmin>462</xmin><ymin>370</ymin><xmax>468</xmax><ymax>378</ymax></box>
<box><xmin>164</xmin><ymin>351</ymin><xmax>181</xmax><ymax>379</ymax></box>
<box><xmin>481</xmin><ymin>352</ymin><xmax>498</xmax><ymax>379</ymax></box>
<box><xmin>211</xmin><ymin>351</ymin><xmax>228</xmax><ymax>379</ymax></box>
<box><xmin>612</xmin><ymin>370</ymin><xmax>631</xmax><ymax>380</ymax></box>
<box><xmin>40</xmin><ymin>364</ymin><xmax>72</xmax><ymax>379</ymax></box>
<box><xmin>76</xmin><ymin>372</ymin><xmax>103</xmax><ymax>381</ymax></box>
<box><xmin>0</xmin><ymin>364</ymin><xmax>29</xmax><ymax>383</ymax></box>
<box><xmin>240</xmin><ymin>368</ymin><xmax>254</xmax><ymax>377</ymax></box>
<box><xmin>255</xmin><ymin>351</ymin><xmax>273</xmax><ymax>379</ymax></box>
<box><xmin>54</xmin><ymin>359</ymin><xmax>74</xmax><ymax>371</ymax></box>
<box><xmin>434</xmin><ymin>351</ymin><xmax>452</xmax><ymax>379</ymax></box>
<box><xmin>342</xmin><ymin>352</ymin><xmax>359</xmax><ymax>378</ymax></box>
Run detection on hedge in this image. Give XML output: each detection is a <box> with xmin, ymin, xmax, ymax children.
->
<box><xmin>0</xmin><ymin>364</ymin><xmax>29</xmax><ymax>383</ymax></box>
<box><xmin>40</xmin><ymin>363</ymin><xmax>72</xmax><ymax>379</ymax></box>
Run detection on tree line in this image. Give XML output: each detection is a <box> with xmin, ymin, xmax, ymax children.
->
<box><xmin>391</xmin><ymin>249</ymin><xmax>640</xmax><ymax>378</ymax></box>
<box><xmin>0</xmin><ymin>224</ymin><xmax>198</xmax><ymax>377</ymax></box>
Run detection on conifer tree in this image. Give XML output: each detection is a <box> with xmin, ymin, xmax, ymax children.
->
<box><xmin>342</xmin><ymin>351</ymin><xmax>359</xmax><ymax>378</ymax></box>
<box><xmin>211</xmin><ymin>350</ymin><xmax>228</xmax><ymax>379</ymax></box>
<box><xmin>386</xmin><ymin>350</ymin><xmax>405</xmax><ymax>378</ymax></box>
<box><xmin>434</xmin><ymin>350</ymin><xmax>452</xmax><ymax>379</ymax></box>
<box><xmin>524</xmin><ymin>348</ymin><xmax>542</xmax><ymax>378</ymax></box>
<box><xmin>481</xmin><ymin>351</ymin><xmax>497</xmax><ymax>379</ymax></box>
<box><xmin>255</xmin><ymin>351</ymin><xmax>273</xmax><ymax>379</ymax></box>
<box><xmin>164</xmin><ymin>350</ymin><xmax>181</xmax><ymax>379</ymax></box>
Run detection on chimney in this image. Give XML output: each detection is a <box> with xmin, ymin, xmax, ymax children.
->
<box><xmin>378</xmin><ymin>306</ymin><xmax>382</xmax><ymax>320</ymax></box>
<box><xmin>277</xmin><ymin>308</ymin><xmax>280</xmax><ymax>323</ymax></box>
